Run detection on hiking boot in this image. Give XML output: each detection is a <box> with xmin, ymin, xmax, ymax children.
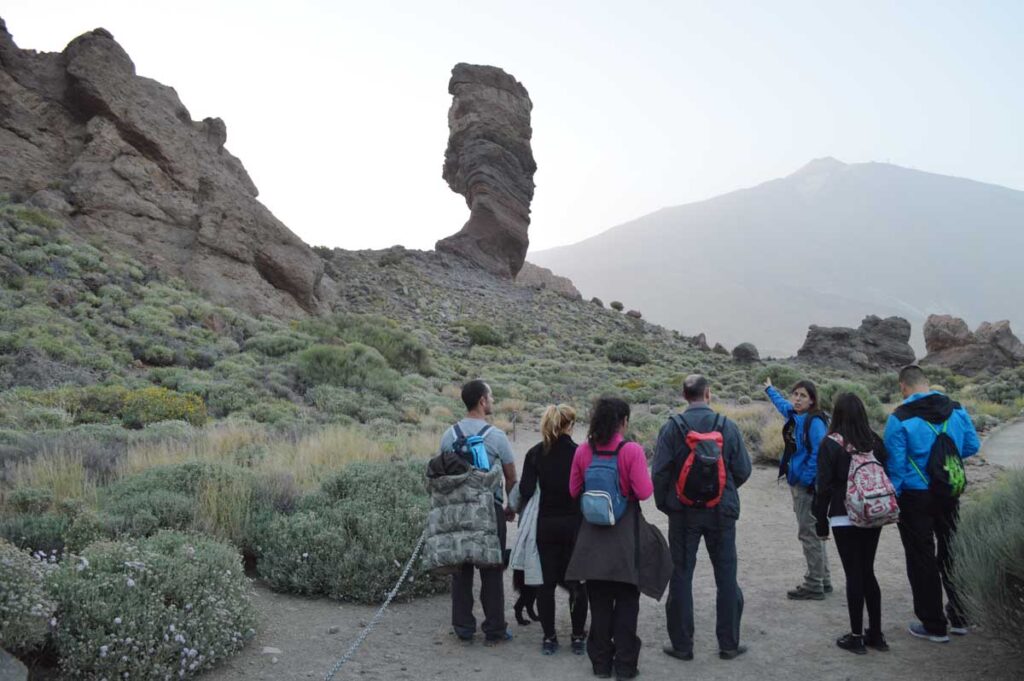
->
<box><xmin>719</xmin><ymin>645</ymin><xmax>748</xmax><ymax>660</ymax></box>
<box><xmin>571</xmin><ymin>635</ymin><xmax>587</xmax><ymax>655</ymax></box>
<box><xmin>662</xmin><ymin>645</ymin><xmax>693</xmax><ymax>661</ymax></box>
<box><xmin>908</xmin><ymin>622</ymin><xmax>949</xmax><ymax>643</ymax></box>
<box><xmin>787</xmin><ymin>585</ymin><xmax>825</xmax><ymax>601</ymax></box>
<box><xmin>823</xmin><ymin>583</ymin><xmax>834</xmax><ymax>593</ymax></box>
<box><xmin>836</xmin><ymin>633</ymin><xmax>867</xmax><ymax>655</ymax></box>
<box><xmin>865</xmin><ymin>629</ymin><xmax>889</xmax><ymax>651</ymax></box>
<box><xmin>542</xmin><ymin>637</ymin><xmax>559</xmax><ymax>655</ymax></box>
<box><xmin>484</xmin><ymin>629</ymin><xmax>513</xmax><ymax>646</ymax></box>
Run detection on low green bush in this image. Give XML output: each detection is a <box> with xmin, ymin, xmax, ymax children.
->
<box><xmin>296</xmin><ymin>343</ymin><xmax>402</xmax><ymax>399</ymax></box>
<box><xmin>951</xmin><ymin>470</ymin><xmax>1024</xmax><ymax>649</ymax></box>
<box><xmin>121</xmin><ymin>386</ymin><xmax>207</xmax><ymax>428</ymax></box>
<box><xmin>461</xmin><ymin>322</ymin><xmax>505</xmax><ymax>347</ymax></box>
<box><xmin>0</xmin><ymin>512</ymin><xmax>69</xmax><ymax>554</ymax></box>
<box><xmin>7</xmin><ymin>486</ymin><xmax>55</xmax><ymax>514</ymax></box>
<box><xmin>606</xmin><ymin>340</ymin><xmax>650</xmax><ymax>366</ymax></box>
<box><xmin>0</xmin><ymin>538</ymin><xmax>57</xmax><ymax>652</ymax></box>
<box><xmin>49</xmin><ymin>531</ymin><xmax>256</xmax><ymax>679</ymax></box>
<box><xmin>244</xmin><ymin>332</ymin><xmax>313</xmax><ymax>357</ymax></box>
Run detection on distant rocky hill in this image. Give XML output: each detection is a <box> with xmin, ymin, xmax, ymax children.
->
<box><xmin>531</xmin><ymin>158</ymin><xmax>1024</xmax><ymax>357</ymax></box>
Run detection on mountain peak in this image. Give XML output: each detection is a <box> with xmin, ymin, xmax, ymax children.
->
<box><xmin>790</xmin><ymin>156</ymin><xmax>847</xmax><ymax>177</ymax></box>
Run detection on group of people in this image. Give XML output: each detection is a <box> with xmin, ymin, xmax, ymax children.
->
<box><xmin>427</xmin><ymin>363</ymin><xmax>980</xmax><ymax>679</ymax></box>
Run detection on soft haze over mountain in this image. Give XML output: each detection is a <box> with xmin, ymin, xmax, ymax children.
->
<box><xmin>530</xmin><ymin>159</ymin><xmax>1024</xmax><ymax>357</ymax></box>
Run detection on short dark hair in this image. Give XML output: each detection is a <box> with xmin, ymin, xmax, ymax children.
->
<box><xmin>461</xmin><ymin>379</ymin><xmax>490</xmax><ymax>411</ymax></box>
<box><xmin>899</xmin><ymin>364</ymin><xmax>929</xmax><ymax>388</ymax></box>
<box><xmin>588</xmin><ymin>396</ymin><xmax>631</xmax><ymax>447</ymax></box>
<box><xmin>682</xmin><ymin>374</ymin><xmax>709</xmax><ymax>401</ymax></box>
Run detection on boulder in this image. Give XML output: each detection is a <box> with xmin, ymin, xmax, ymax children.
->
<box><xmin>515</xmin><ymin>261</ymin><xmax>581</xmax><ymax>299</ymax></box>
<box><xmin>626</xmin><ymin>309</ymin><xmax>642</xmax><ymax>319</ymax></box>
<box><xmin>922</xmin><ymin>314</ymin><xmax>1024</xmax><ymax>376</ymax></box>
<box><xmin>712</xmin><ymin>343</ymin><xmax>730</xmax><ymax>356</ymax></box>
<box><xmin>732</xmin><ymin>342</ymin><xmax>760</xmax><ymax>363</ymax></box>
<box><xmin>797</xmin><ymin>315</ymin><xmax>915</xmax><ymax>371</ymax></box>
<box><xmin>693</xmin><ymin>333</ymin><xmax>710</xmax><ymax>351</ymax></box>
<box><xmin>0</xmin><ymin>20</ymin><xmax>330</xmax><ymax>318</ymax></box>
<box><xmin>436</xmin><ymin>63</ymin><xmax>535</xmax><ymax>278</ymax></box>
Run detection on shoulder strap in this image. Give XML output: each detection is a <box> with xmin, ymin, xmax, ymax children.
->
<box><xmin>595</xmin><ymin>440</ymin><xmax>629</xmax><ymax>457</ymax></box>
<box><xmin>476</xmin><ymin>424</ymin><xmax>493</xmax><ymax>438</ymax></box>
<box><xmin>925</xmin><ymin>420</ymin><xmax>949</xmax><ymax>436</ymax></box>
<box><xmin>453</xmin><ymin>423</ymin><xmax>465</xmax><ymax>440</ymax></box>
<box><xmin>671</xmin><ymin>414</ymin><xmax>690</xmax><ymax>440</ymax></box>
<box><xmin>711</xmin><ymin>413</ymin><xmax>723</xmax><ymax>433</ymax></box>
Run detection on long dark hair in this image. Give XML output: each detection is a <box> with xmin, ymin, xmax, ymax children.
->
<box><xmin>828</xmin><ymin>392</ymin><xmax>876</xmax><ymax>452</ymax></box>
<box><xmin>588</xmin><ymin>396</ymin><xmax>630</xmax><ymax>448</ymax></box>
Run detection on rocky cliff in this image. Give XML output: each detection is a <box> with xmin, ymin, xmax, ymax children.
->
<box><xmin>797</xmin><ymin>315</ymin><xmax>916</xmax><ymax>371</ymax></box>
<box><xmin>0</xmin><ymin>19</ymin><xmax>331</xmax><ymax>318</ymax></box>
<box><xmin>436</xmin><ymin>63</ymin><xmax>535</xmax><ymax>278</ymax></box>
<box><xmin>922</xmin><ymin>314</ymin><xmax>1024</xmax><ymax>376</ymax></box>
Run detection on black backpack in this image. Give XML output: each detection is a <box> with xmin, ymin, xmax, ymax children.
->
<box><xmin>910</xmin><ymin>420</ymin><xmax>966</xmax><ymax>499</ymax></box>
<box><xmin>671</xmin><ymin>414</ymin><xmax>727</xmax><ymax>508</ymax></box>
<box><xmin>778</xmin><ymin>411</ymin><xmax>829</xmax><ymax>480</ymax></box>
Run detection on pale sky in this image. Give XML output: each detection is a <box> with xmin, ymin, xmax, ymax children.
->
<box><xmin>5</xmin><ymin>1</ymin><xmax>1022</xmax><ymax>252</ymax></box>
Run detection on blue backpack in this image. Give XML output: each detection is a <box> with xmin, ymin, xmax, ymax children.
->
<box><xmin>452</xmin><ymin>423</ymin><xmax>493</xmax><ymax>470</ymax></box>
<box><xmin>581</xmin><ymin>441</ymin><xmax>629</xmax><ymax>525</ymax></box>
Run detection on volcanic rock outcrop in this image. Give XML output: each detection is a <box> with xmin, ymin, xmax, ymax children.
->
<box><xmin>516</xmin><ymin>261</ymin><xmax>581</xmax><ymax>299</ymax></box>
<box><xmin>436</xmin><ymin>63</ymin><xmax>535</xmax><ymax>278</ymax></box>
<box><xmin>921</xmin><ymin>314</ymin><xmax>1024</xmax><ymax>376</ymax></box>
<box><xmin>0</xmin><ymin>20</ymin><xmax>330</xmax><ymax>317</ymax></box>
<box><xmin>797</xmin><ymin>315</ymin><xmax>915</xmax><ymax>371</ymax></box>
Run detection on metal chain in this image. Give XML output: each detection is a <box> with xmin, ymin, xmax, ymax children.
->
<box><xmin>323</xmin><ymin>527</ymin><xmax>428</xmax><ymax>681</ymax></box>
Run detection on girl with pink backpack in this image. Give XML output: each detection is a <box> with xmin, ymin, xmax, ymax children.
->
<box><xmin>814</xmin><ymin>393</ymin><xmax>900</xmax><ymax>655</ymax></box>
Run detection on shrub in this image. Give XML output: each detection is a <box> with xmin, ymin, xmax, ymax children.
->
<box><xmin>0</xmin><ymin>512</ymin><xmax>69</xmax><ymax>554</ymax></box>
<box><xmin>296</xmin><ymin>343</ymin><xmax>402</xmax><ymax>399</ymax></box>
<box><xmin>818</xmin><ymin>380</ymin><xmax>887</xmax><ymax>426</ymax></box>
<box><xmin>49</xmin><ymin>531</ymin><xmax>256</xmax><ymax>679</ymax></box>
<box><xmin>0</xmin><ymin>538</ymin><xmax>57</xmax><ymax>652</ymax></box>
<box><xmin>951</xmin><ymin>470</ymin><xmax>1024</xmax><ymax>649</ymax></box>
<box><xmin>319</xmin><ymin>459</ymin><xmax>427</xmax><ymax>507</ymax></box>
<box><xmin>756</xmin><ymin>365</ymin><xmax>803</xmax><ymax>392</ymax></box>
<box><xmin>606</xmin><ymin>340</ymin><xmax>650</xmax><ymax>366</ymax></box>
<box><xmin>461</xmin><ymin>322</ymin><xmax>505</xmax><ymax>347</ymax></box>
<box><xmin>299</xmin><ymin>314</ymin><xmax>433</xmax><ymax>374</ymax></box>
<box><xmin>7</xmin><ymin>486</ymin><xmax>55</xmax><ymax>514</ymax></box>
<box><xmin>121</xmin><ymin>386</ymin><xmax>207</xmax><ymax>428</ymax></box>
<box><xmin>756</xmin><ymin>421</ymin><xmax>785</xmax><ymax>464</ymax></box>
<box><xmin>244</xmin><ymin>332</ymin><xmax>312</xmax><ymax>357</ymax></box>
<box><xmin>610</xmin><ymin>301</ymin><xmax>624</xmax><ymax>311</ymax></box>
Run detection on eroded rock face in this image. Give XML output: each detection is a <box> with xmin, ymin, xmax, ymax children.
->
<box><xmin>922</xmin><ymin>314</ymin><xmax>1024</xmax><ymax>376</ymax></box>
<box><xmin>797</xmin><ymin>315</ymin><xmax>915</xmax><ymax>371</ymax></box>
<box><xmin>516</xmin><ymin>261</ymin><xmax>581</xmax><ymax>299</ymax></box>
<box><xmin>0</xmin><ymin>20</ymin><xmax>330</xmax><ymax>317</ymax></box>
<box><xmin>436</xmin><ymin>63</ymin><xmax>535</xmax><ymax>278</ymax></box>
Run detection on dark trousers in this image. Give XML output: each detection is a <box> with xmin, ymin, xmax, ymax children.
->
<box><xmin>896</xmin><ymin>490</ymin><xmax>965</xmax><ymax>635</ymax></box>
<box><xmin>833</xmin><ymin>526</ymin><xmax>882</xmax><ymax>635</ymax></box>
<box><xmin>536</xmin><ymin>514</ymin><xmax>588</xmax><ymax>640</ymax></box>
<box><xmin>537</xmin><ymin>580</ymin><xmax>588</xmax><ymax>640</ymax></box>
<box><xmin>665</xmin><ymin>513</ymin><xmax>743</xmax><ymax>653</ymax></box>
<box><xmin>451</xmin><ymin>503</ymin><xmax>508</xmax><ymax>638</ymax></box>
<box><xmin>586</xmin><ymin>580</ymin><xmax>641</xmax><ymax>676</ymax></box>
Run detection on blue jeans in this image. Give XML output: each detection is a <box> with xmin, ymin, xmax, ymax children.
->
<box><xmin>665</xmin><ymin>512</ymin><xmax>743</xmax><ymax>652</ymax></box>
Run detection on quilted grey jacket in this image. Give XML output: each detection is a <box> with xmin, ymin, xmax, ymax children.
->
<box><xmin>423</xmin><ymin>463</ymin><xmax>503</xmax><ymax>573</ymax></box>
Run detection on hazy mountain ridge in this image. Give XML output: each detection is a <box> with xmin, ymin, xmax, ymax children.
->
<box><xmin>531</xmin><ymin>158</ymin><xmax>1024</xmax><ymax>356</ymax></box>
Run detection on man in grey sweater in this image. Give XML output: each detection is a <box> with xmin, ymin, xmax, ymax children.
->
<box><xmin>652</xmin><ymin>374</ymin><xmax>752</xmax><ymax>661</ymax></box>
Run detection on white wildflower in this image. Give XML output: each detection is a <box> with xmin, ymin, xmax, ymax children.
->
<box><xmin>126</xmin><ymin>577</ymin><xmax>136</xmax><ymax>588</ymax></box>
<box><xmin>114</xmin><ymin>617</ymin><xmax>122</xmax><ymax>625</ymax></box>
<box><xmin>99</xmin><ymin>645</ymin><xmax>109</xmax><ymax>657</ymax></box>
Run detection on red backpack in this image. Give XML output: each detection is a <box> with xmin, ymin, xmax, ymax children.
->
<box><xmin>671</xmin><ymin>414</ymin><xmax>727</xmax><ymax>508</ymax></box>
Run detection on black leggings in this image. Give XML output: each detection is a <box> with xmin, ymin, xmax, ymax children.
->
<box><xmin>833</xmin><ymin>526</ymin><xmax>882</xmax><ymax>635</ymax></box>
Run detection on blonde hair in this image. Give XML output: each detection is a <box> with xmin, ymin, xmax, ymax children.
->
<box><xmin>541</xmin><ymin>404</ymin><xmax>577</xmax><ymax>452</ymax></box>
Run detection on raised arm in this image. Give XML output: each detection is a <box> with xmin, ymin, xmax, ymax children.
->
<box><xmin>764</xmin><ymin>383</ymin><xmax>795</xmax><ymax>419</ymax></box>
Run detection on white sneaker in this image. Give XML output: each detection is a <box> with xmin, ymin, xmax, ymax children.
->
<box><xmin>908</xmin><ymin>622</ymin><xmax>950</xmax><ymax>643</ymax></box>
<box><xmin>949</xmin><ymin>625</ymin><xmax>969</xmax><ymax>636</ymax></box>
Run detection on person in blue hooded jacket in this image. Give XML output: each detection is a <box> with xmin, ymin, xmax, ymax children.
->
<box><xmin>884</xmin><ymin>364</ymin><xmax>980</xmax><ymax>643</ymax></box>
<box><xmin>764</xmin><ymin>377</ymin><xmax>832</xmax><ymax>600</ymax></box>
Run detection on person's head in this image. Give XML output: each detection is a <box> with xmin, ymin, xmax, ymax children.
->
<box><xmin>828</xmin><ymin>392</ymin><xmax>875</xmax><ymax>452</ymax></box>
<box><xmin>898</xmin><ymin>364</ymin><xmax>930</xmax><ymax>398</ymax></box>
<box><xmin>461</xmin><ymin>379</ymin><xmax>493</xmax><ymax>416</ymax></box>
<box><xmin>540</xmin><ymin>404</ymin><xmax>577</xmax><ymax>452</ymax></box>
<box><xmin>588</xmin><ymin>396</ymin><xmax>631</xmax><ymax>447</ymax></box>
<box><xmin>790</xmin><ymin>379</ymin><xmax>818</xmax><ymax>414</ymax></box>
<box><xmin>682</xmin><ymin>374</ymin><xmax>711</xmax><ymax>403</ymax></box>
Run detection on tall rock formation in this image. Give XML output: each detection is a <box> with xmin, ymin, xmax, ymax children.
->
<box><xmin>797</xmin><ymin>315</ymin><xmax>915</xmax><ymax>371</ymax></box>
<box><xmin>0</xmin><ymin>20</ymin><xmax>329</xmax><ymax>317</ymax></box>
<box><xmin>436</xmin><ymin>63</ymin><xmax>535</xmax><ymax>278</ymax></box>
<box><xmin>922</xmin><ymin>314</ymin><xmax>1024</xmax><ymax>376</ymax></box>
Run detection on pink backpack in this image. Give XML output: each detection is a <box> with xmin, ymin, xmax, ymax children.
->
<box><xmin>829</xmin><ymin>434</ymin><xmax>900</xmax><ymax>528</ymax></box>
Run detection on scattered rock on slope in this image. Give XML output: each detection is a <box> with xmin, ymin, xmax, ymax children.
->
<box><xmin>797</xmin><ymin>315</ymin><xmax>915</xmax><ymax>371</ymax></box>
<box><xmin>516</xmin><ymin>262</ymin><xmax>581</xmax><ymax>299</ymax></box>
<box><xmin>0</xmin><ymin>19</ymin><xmax>330</xmax><ymax>318</ymax></box>
<box><xmin>436</xmin><ymin>63</ymin><xmax>536</xmax><ymax>278</ymax></box>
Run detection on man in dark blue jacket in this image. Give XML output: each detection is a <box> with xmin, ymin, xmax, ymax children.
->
<box><xmin>653</xmin><ymin>374</ymin><xmax>752</xmax><ymax>661</ymax></box>
<box><xmin>884</xmin><ymin>365</ymin><xmax>980</xmax><ymax>643</ymax></box>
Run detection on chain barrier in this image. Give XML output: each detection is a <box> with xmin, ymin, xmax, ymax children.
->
<box><xmin>323</xmin><ymin>527</ymin><xmax>428</xmax><ymax>681</ymax></box>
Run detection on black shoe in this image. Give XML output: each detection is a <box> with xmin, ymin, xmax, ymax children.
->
<box><xmin>571</xmin><ymin>635</ymin><xmax>586</xmax><ymax>655</ymax></box>
<box><xmin>865</xmin><ymin>629</ymin><xmax>889</xmax><ymax>651</ymax></box>
<box><xmin>542</xmin><ymin>637</ymin><xmax>559</xmax><ymax>655</ymax></box>
<box><xmin>836</xmin><ymin>633</ymin><xmax>867</xmax><ymax>655</ymax></box>
<box><xmin>787</xmin><ymin>585</ymin><xmax>825</xmax><ymax>601</ymax></box>
<box><xmin>662</xmin><ymin>645</ymin><xmax>693</xmax><ymax>661</ymax></box>
<box><xmin>615</xmin><ymin>669</ymin><xmax>638</xmax><ymax>680</ymax></box>
<box><xmin>484</xmin><ymin>630</ymin><xmax>513</xmax><ymax>646</ymax></box>
<box><xmin>593</xmin><ymin>668</ymin><xmax>612</xmax><ymax>679</ymax></box>
<box><xmin>719</xmin><ymin>645</ymin><xmax>748</xmax><ymax>660</ymax></box>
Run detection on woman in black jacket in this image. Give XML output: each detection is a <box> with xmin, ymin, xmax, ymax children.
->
<box><xmin>520</xmin><ymin>404</ymin><xmax>588</xmax><ymax>655</ymax></box>
<box><xmin>815</xmin><ymin>393</ymin><xmax>890</xmax><ymax>654</ymax></box>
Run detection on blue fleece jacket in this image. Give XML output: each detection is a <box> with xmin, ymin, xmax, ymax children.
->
<box><xmin>765</xmin><ymin>386</ymin><xmax>828</xmax><ymax>488</ymax></box>
<box><xmin>883</xmin><ymin>391</ymin><xmax>980</xmax><ymax>496</ymax></box>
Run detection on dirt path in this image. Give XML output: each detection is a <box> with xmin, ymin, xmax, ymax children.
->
<box><xmin>203</xmin><ymin>425</ymin><xmax>1021</xmax><ymax>681</ymax></box>
<box><xmin>980</xmin><ymin>418</ymin><xmax>1024</xmax><ymax>469</ymax></box>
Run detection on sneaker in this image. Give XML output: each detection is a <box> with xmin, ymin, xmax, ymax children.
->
<box><xmin>908</xmin><ymin>622</ymin><xmax>949</xmax><ymax>643</ymax></box>
<box><xmin>484</xmin><ymin>629</ymin><xmax>514</xmax><ymax>646</ymax></box>
<box><xmin>719</xmin><ymin>645</ymin><xmax>748</xmax><ymax>660</ymax></box>
<box><xmin>787</xmin><ymin>585</ymin><xmax>825</xmax><ymax>601</ymax></box>
<box><xmin>949</xmin><ymin>625</ymin><xmax>969</xmax><ymax>636</ymax></box>
<box><xmin>662</xmin><ymin>645</ymin><xmax>693</xmax><ymax>661</ymax></box>
<box><xmin>824</xmin><ymin>583</ymin><xmax>834</xmax><ymax>594</ymax></box>
<box><xmin>571</xmin><ymin>635</ymin><xmax>587</xmax><ymax>655</ymax></box>
<box><xmin>865</xmin><ymin>628</ymin><xmax>889</xmax><ymax>651</ymax></box>
<box><xmin>836</xmin><ymin>633</ymin><xmax>867</xmax><ymax>655</ymax></box>
<box><xmin>542</xmin><ymin>637</ymin><xmax>559</xmax><ymax>655</ymax></box>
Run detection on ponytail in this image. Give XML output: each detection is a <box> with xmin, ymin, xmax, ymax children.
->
<box><xmin>541</xmin><ymin>403</ymin><xmax>577</xmax><ymax>453</ymax></box>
